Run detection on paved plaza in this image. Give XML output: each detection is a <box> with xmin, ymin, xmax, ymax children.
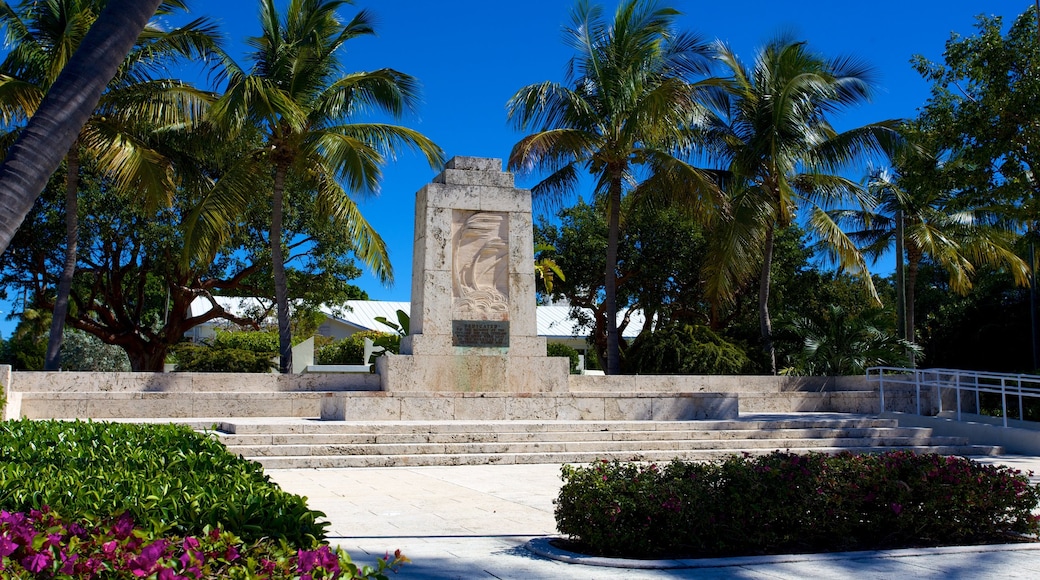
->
<box><xmin>268</xmin><ymin>455</ymin><xmax>1040</xmax><ymax>579</ymax></box>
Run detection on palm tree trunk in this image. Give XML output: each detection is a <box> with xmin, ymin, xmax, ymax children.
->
<box><xmin>759</xmin><ymin>224</ymin><xmax>777</xmax><ymax>374</ymax></box>
<box><xmin>894</xmin><ymin>210</ymin><xmax>907</xmax><ymax>342</ymax></box>
<box><xmin>272</xmin><ymin>162</ymin><xmax>293</xmax><ymax>374</ymax></box>
<box><xmin>0</xmin><ymin>0</ymin><xmax>163</xmax><ymax>256</ymax></box>
<box><xmin>44</xmin><ymin>146</ymin><xmax>80</xmax><ymax>370</ymax></box>
<box><xmin>604</xmin><ymin>176</ymin><xmax>622</xmax><ymax>375</ymax></box>
<box><xmin>906</xmin><ymin>246</ymin><xmax>923</xmax><ymax>359</ymax></box>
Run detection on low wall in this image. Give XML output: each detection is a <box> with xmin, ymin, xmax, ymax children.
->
<box><xmin>320</xmin><ymin>391</ymin><xmax>738</xmax><ymax>422</ymax></box>
<box><xmin>9</xmin><ymin>370</ymin><xmax>379</xmax><ymax>393</ymax></box>
<box><xmin>567</xmin><ymin>374</ymin><xmax>869</xmax><ymax>394</ymax></box>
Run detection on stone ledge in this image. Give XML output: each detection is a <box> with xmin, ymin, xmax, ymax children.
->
<box><xmin>319</xmin><ymin>391</ymin><xmax>738</xmax><ymax>421</ymax></box>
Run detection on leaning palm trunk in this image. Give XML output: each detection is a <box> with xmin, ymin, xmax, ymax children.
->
<box><xmin>759</xmin><ymin>224</ymin><xmax>777</xmax><ymax>374</ymax></box>
<box><xmin>272</xmin><ymin>163</ymin><xmax>292</xmax><ymax>374</ymax></box>
<box><xmin>44</xmin><ymin>146</ymin><xmax>81</xmax><ymax>370</ymax></box>
<box><xmin>0</xmin><ymin>0</ymin><xmax>163</xmax><ymax>256</ymax></box>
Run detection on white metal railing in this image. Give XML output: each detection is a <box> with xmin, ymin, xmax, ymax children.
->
<box><xmin>866</xmin><ymin>367</ymin><xmax>1040</xmax><ymax>427</ymax></box>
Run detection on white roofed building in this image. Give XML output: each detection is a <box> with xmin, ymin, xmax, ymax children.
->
<box><xmin>185</xmin><ymin>298</ymin><xmax>643</xmax><ymax>369</ymax></box>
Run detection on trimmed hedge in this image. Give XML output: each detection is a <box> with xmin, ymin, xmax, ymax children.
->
<box><xmin>316</xmin><ymin>331</ymin><xmax>397</xmax><ymax>365</ymax></box>
<box><xmin>556</xmin><ymin>451</ymin><xmax>1040</xmax><ymax>558</ymax></box>
<box><xmin>547</xmin><ymin>342</ymin><xmax>580</xmax><ymax>374</ymax></box>
<box><xmin>0</xmin><ymin>420</ymin><xmax>326</xmax><ymax>547</ymax></box>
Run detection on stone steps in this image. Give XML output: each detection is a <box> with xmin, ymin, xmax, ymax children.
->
<box><xmin>217</xmin><ymin>426</ymin><xmax>932</xmax><ymax>445</ymax></box>
<box><xmin>248</xmin><ymin>446</ymin><xmax>1000</xmax><ymax>469</ymax></box>
<box><xmin>211</xmin><ymin>417</ymin><xmax>1002</xmax><ymax>468</ymax></box>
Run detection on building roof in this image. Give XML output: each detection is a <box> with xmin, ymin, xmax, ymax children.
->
<box><xmin>188</xmin><ymin>297</ymin><xmax>643</xmax><ymax>339</ymax></box>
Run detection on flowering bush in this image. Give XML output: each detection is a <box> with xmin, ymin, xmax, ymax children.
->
<box><xmin>0</xmin><ymin>507</ymin><xmax>406</xmax><ymax>579</ymax></box>
<box><xmin>556</xmin><ymin>451</ymin><xmax>1040</xmax><ymax>558</ymax></box>
<box><xmin>0</xmin><ymin>420</ymin><xmax>325</xmax><ymax>546</ymax></box>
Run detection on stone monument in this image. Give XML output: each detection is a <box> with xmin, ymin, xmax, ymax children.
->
<box><xmin>376</xmin><ymin>156</ymin><xmax>570</xmax><ymax>392</ymax></box>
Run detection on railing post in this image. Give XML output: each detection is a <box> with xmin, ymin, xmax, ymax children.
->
<box><xmin>1002</xmin><ymin>380</ymin><xmax>1008</xmax><ymax>428</ymax></box>
<box><xmin>956</xmin><ymin>371</ymin><xmax>962</xmax><ymax>422</ymax></box>
<box><xmin>1019</xmin><ymin>378</ymin><xmax>1025</xmax><ymax>423</ymax></box>
<box><xmin>879</xmin><ymin>370</ymin><xmax>886</xmax><ymax>414</ymax></box>
<box><xmin>915</xmin><ymin>373</ymin><xmax>921</xmax><ymax>416</ymax></box>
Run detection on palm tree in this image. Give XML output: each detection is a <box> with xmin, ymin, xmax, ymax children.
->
<box><xmin>0</xmin><ymin>0</ymin><xmax>218</xmax><ymax>369</ymax></box>
<box><xmin>192</xmin><ymin>0</ymin><xmax>443</xmax><ymax>373</ymax></box>
<box><xmin>838</xmin><ymin>131</ymin><xmax>1029</xmax><ymax>351</ymax></box>
<box><xmin>703</xmin><ymin>36</ymin><xmax>900</xmax><ymax>374</ymax></box>
<box><xmin>0</xmin><ymin>0</ymin><xmax>163</xmax><ymax>256</ymax></box>
<box><xmin>782</xmin><ymin>304</ymin><xmax>920</xmax><ymax>376</ymax></box>
<box><xmin>507</xmin><ymin>0</ymin><xmax>718</xmax><ymax>374</ymax></box>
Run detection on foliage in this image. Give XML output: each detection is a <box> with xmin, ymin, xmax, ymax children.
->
<box><xmin>373</xmin><ymin>309</ymin><xmax>409</xmax><ymax>353</ymax></box>
<box><xmin>0</xmin><ymin>308</ymin><xmax>48</xmax><ymax>370</ymax></box>
<box><xmin>195</xmin><ymin>0</ymin><xmax>443</xmax><ymax>373</ymax></box>
<box><xmin>0</xmin><ymin>137</ymin><xmax>369</xmax><ymax>371</ymax></box>
<box><xmin>171</xmin><ymin>344</ymin><xmax>275</xmax><ymax>373</ymax></box>
<box><xmin>780</xmin><ymin>305</ymin><xmax>919</xmax><ymax>376</ymax></box>
<box><xmin>534</xmin><ymin>243</ymin><xmax>565</xmax><ymax>297</ymax></box>
<box><xmin>915</xmin><ymin>261</ymin><xmax>1035</xmax><ymax>372</ymax></box>
<box><xmin>625</xmin><ymin>324</ymin><xmax>749</xmax><ymax>375</ymax></box>
<box><xmin>0</xmin><ymin>420</ymin><xmax>326</xmax><ymax>547</ymax></box>
<box><xmin>912</xmin><ymin>7</ymin><xmax>1040</xmax><ymax>212</ymax></box>
<box><xmin>536</xmin><ymin>200</ymin><xmax>712</xmax><ymax>372</ymax></box>
<box><xmin>556</xmin><ymin>451</ymin><xmax>1040</xmax><ymax>559</ymax></box>
<box><xmin>60</xmin><ymin>328</ymin><xmax>131</xmax><ymax>372</ymax></box>
<box><xmin>0</xmin><ymin>507</ymin><xmax>406</xmax><ymax>579</ymax></box>
<box><xmin>508</xmin><ymin>0</ymin><xmax>717</xmax><ymax>374</ymax></box>
<box><xmin>210</xmin><ymin>330</ymin><xmax>280</xmax><ymax>353</ymax></box>
<box><xmin>316</xmin><ymin>331</ymin><xmax>397</xmax><ymax>365</ymax></box>
<box><xmin>546</xmin><ymin>342</ymin><xmax>580</xmax><ymax>374</ymax></box>
<box><xmin>703</xmin><ymin>35</ymin><xmax>899</xmax><ymax>373</ymax></box>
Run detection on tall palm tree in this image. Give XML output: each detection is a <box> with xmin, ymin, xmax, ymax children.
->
<box><xmin>507</xmin><ymin>0</ymin><xmax>718</xmax><ymax>375</ymax></box>
<box><xmin>838</xmin><ymin>132</ymin><xmax>1029</xmax><ymax>349</ymax></box>
<box><xmin>0</xmin><ymin>0</ymin><xmax>162</xmax><ymax>257</ymax></box>
<box><xmin>192</xmin><ymin>0</ymin><xmax>443</xmax><ymax>373</ymax></box>
<box><xmin>703</xmin><ymin>36</ymin><xmax>899</xmax><ymax>374</ymax></box>
<box><xmin>0</xmin><ymin>0</ymin><xmax>218</xmax><ymax>369</ymax></box>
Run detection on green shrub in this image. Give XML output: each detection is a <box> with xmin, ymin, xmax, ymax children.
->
<box><xmin>210</xmin><ymin>329</ymin><xmax>280</xmax><ymax>352</ymax></box>
<box><xmin>316</xmin><ymin>330</ymin><xmax>397</xmax><ymax>364</ymax></box>
<box><xmin>547</xmin><ymin>342</ymin><xmax>580</xmax><ymax>373</ymax></box>
<box><xmin>625</xmin><ymin>324</ymin><xmax>750</xmax><ymax>375</ymax></box>
<box><xmin>0</xmin><ymin>420</ymin><xmax>326</xmax><ymax>547</ymax></box>
<box><xmin>556</xmin><ymin>451</ymin><xmax>1040</xmax><ymax>558</ymax></box>
<box><xmin>172</xmin><ymin>343</ymin><xmax>276</xmax><ymax>372</ymax></box>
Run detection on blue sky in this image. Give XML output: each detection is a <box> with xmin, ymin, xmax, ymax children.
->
<box><xmin>0</xmin><ymin>0</ymin><xmax>1033</xmax><ymax>335</ymax></box>
<box><xmin>196</xmin><ymin>0</ymin><xmax>1025</xmax><ymax>301</ymax></box>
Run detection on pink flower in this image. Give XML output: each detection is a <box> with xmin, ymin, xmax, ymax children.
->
<box><xmin>112</xmin><ymin>512</ymin><xmax>135</xmax><ymax>539</ymax></box>
<box><xmin>0</xmin><ymin>535</ymin><xmax>17</xmax><ymax>557</ymax></box>
<box><xmin>22</xmin><ymin>551</ymin><xmax>52</xmax><ymax>574</ymax></box>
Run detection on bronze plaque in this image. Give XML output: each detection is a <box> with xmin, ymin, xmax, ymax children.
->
<box><xmin>452</xmin><ymin>320</ymin><xmax>510</xmax><ymax>348</ymax></box>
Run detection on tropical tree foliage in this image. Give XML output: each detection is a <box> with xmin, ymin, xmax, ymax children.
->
<box><xmin>781</xmin><ymin>304</ymin><xmax>919</xmax><ymax>376</ymax></box>
<box><xmin>508</xmin><ymin>0</ymin><xmax>718</xmax><ymax>374</ymax></box>
<box><xmin>836</xmin><ymin>126</ymin><xmax>1028</xmax><ymax>348</ymax></box>
<box><xmin>0</xmin><ymin>0</ymin><xmax>218</xmax><ymax>369</ymax></box>
<box><xmin>192</xmin><ymin>0</ymin><xmax>443</xmax><ymax>373</ymax></box>
<box><xmin>0</xmin><ymin>138</ymin><xmax>370</xmax><ymax>371</ymax></box>
<box><xmin>702</xmin><ymin>36</ymin><xmax>899</xmax><ymax>373</ymax></box>
<box><xmin>0</xmin><ymin>0</ymin><xmax>163</xmax><ymax>256</ymax></box>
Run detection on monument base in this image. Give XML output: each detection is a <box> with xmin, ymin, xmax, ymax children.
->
<box><xmin>376</xmin><ymin>352</ymin><xmax>569</xmax><ymax>393</ymax></box>
<box><xmin>319</xmin><ymin>389</ymin><xmax>739</xmax><ymax>421</ymax></box>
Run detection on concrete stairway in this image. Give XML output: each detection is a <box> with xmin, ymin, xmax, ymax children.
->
<box><xmin>211</xmin><ymin>415</ymin><xmax>1002</xmax><ymax>468</ymax></box>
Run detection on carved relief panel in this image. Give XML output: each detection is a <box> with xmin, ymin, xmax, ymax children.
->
<box><xmin>451</xmin><ymin>210</ymin><xmax>509</xmax><ymax>321</ymax></box>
